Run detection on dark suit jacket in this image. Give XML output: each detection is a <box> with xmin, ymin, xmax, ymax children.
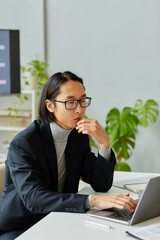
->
<box><xmin>0</xmin><ymin>120</ymin><xmax>116</xmax><ymax>231</ymax></box>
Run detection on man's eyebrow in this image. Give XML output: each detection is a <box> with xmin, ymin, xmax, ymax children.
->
<box><xmin>66</xmin><ymin>94</ymin><xmax>86</xmax><ymax>100</ymax></box>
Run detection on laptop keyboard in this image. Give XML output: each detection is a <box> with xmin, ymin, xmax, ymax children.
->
<box><xmin>106</xmin><ymin>208</ymin><xmax>133</xmax><ymax>222</ymax></box>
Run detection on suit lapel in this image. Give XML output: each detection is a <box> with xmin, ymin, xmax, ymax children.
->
<box><xmin>40</xmin><ymin>122</ymin><xmax>58</xmax><ymax>190</ymax></box>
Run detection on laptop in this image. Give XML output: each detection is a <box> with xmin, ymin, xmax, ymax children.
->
<box><xmin>89</xmin><ymin>176</ymin><xmax>160</xmax><ymax>225</ymax></box>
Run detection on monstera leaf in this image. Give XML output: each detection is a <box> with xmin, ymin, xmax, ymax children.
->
<box><xmin>105</xmin><ymin>107</ymin><xmax>139</xmax><ymax>147</ymax></box>
<box><xmin>113</xmin><ymin>133</ymin><xmax>136</xmax><ymax>160</ymax></box>
<box><xmin>134</xmin><ymin>99</ymin><xmax>159</xmax><ymax>127</ymax></box>
<box><xmin>105</xmin><ymin>99</ymin><xmax>159</xmax><ymax>172</ymax></box>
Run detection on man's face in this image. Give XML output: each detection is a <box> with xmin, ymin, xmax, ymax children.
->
<box><xmin>47</xmin><ymin>80</ymin><xmax>87</xmax><ymax>129</ymax></box>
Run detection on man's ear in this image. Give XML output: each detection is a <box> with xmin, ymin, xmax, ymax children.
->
<box><xmin>45</xmin><ymin>99</ymin><xmax>55</xmax><ymax>113</ymax></box>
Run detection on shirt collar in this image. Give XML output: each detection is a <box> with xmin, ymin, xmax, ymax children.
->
<box><xmin>50</xmin><ymin>122</ymin><xmax>73</xmax><ymax>143</ymax></box>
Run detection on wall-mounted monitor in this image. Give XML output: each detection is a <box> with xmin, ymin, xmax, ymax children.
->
<box><xmin>0</xmin><ymin>29</ymin><xmax>20</xmax><ymax>95</ymax></box>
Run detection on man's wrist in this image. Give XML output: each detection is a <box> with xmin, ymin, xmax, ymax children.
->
<box><xmin>91</xmin><ymin>195</ymin><xmax>98</xmax><ymax>208</ymax></box>
<box><xmin>99</xmin><ymin>143</ymin><xmax>110</xmax><ymax>150</ymax></box>
<box><xmin>99</xmin><ymin>146</ymin><xmax>111</xmax><ymax>161</ymax></box>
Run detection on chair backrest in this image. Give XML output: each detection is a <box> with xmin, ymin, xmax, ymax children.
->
<box><xmin>0</xmin><ymin>163</ymin><xmax>5</xmax><ymax>196</ymax></box>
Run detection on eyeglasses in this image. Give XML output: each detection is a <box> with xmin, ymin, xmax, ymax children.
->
<box><xmin>53</xmin><ymin>97</ymin><xmax>92</xmax><ymax>110</ymax></box>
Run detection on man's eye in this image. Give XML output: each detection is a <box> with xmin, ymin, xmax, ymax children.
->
<box><xmin>68</xmin><ymin>101</ymin><xmax>75</xmax><ymax>104</ymax></box>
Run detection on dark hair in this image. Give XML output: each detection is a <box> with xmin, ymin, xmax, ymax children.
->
<box><xmin>38</xmin><ymin>71</ymin><xmax>85</xmax><ymax>123</ymax></box>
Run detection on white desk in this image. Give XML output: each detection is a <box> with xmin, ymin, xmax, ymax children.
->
<box><xmin>16</xmin><ymin>171</ymin><xmax>160</xmax><ymax>240</ymax></box>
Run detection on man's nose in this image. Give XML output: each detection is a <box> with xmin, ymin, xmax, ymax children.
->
<box><xmin>75</xmin><ymin>101</ymin><xmax>82</xmax><ymax>113</ymax></box>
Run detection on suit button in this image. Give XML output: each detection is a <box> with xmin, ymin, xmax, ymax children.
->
<box><xmin>71</xmin><ymin>208</ymin><xmax>77</xmax><ymax>212</ymax></box>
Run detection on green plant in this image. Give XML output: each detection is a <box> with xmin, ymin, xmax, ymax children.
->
<box><xmin>21</xmin><ymin>60</ymin><xmax>49</xmax><ymax>89</ymax></box>
<box><xmin>7</xmin><ymin>60</ymin><xmax>49</xmax><ymax>127</ymax></box>
<box><xmin>105</xmin><ymin>99</ymin><xmax>159</xmax><ymax>171</ymax></box>
<box><xmin>7</xmin><ymin>94</ymin><xmax>29</xmax><ymax>126</ymax></box>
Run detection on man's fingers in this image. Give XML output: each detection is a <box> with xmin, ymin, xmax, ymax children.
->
<box><xmin>77</xmin><ymin>118</ymin><xmax>91</xmax><ymax>125</ymax></box>
<box><xmin>76</xmin><ymin>122</ymin><xmax>92</xmax><ymax>130</ymax></box>
<box><xmin>92</xmin><ymin>194</ymin><xmax>137</xmax><ymax>212</ymax></box>
<box><xmin>76</xmin><ymin>123</ymin><xmax>93</xmax><ymax>134</ymax></box>
<box><xmin>110</xmin><ymin>195</ymin><xmax>137</xmax><ymax>212</ymax></box>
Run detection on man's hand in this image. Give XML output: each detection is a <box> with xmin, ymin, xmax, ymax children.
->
<box><xmin>91</xmin><ymin>194</ymin><xmax>137</xmax><ymax>212</ymax></box>
<box><xmin>76</xmin><ymin>118</ymin><xmax>110</xmax><ymax>150</ymax></box>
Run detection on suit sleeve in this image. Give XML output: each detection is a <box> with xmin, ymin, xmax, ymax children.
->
<box><xmin>7</xmin><ymin>137</ymin><xmax>88</xmax><ymax>214</ymax></box>
<box><xmin>80</xmin><ymin>135</ymin><xmax>116</xmax><ymax>192</ymax></box>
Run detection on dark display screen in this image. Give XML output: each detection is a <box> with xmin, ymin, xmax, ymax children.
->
<box><xmin>0</xmin><ymin>30</ymin><xmax>20</xmax><ymax>95</ymax></box>
<box><xmin>0</xmin><ymin>30</ymin><xmax>10</xmax><ymax>94</ymax></box>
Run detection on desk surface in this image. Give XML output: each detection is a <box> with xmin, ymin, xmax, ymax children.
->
<box><xmin>16</xmin><ymin>171</ymin><xmax>160</xmax><ymax>240</ymax></box>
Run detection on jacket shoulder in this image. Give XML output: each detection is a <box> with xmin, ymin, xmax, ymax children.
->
<box><xmin>11</xmin><ymin>120</ymin><xmax>49</xmax><ymax>144</ymax></box>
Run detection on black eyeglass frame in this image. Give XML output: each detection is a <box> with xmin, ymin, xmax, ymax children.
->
<box><xmin>53</xmin><ymin>97</ymin><xmax>92</xmax><ymax>110</ymax></box>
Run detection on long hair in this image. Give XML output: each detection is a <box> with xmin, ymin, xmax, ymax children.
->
<box><xmin>38</xmin><ymin>71</ymin><xmax>85</xmax><ymax>123</ymax></box>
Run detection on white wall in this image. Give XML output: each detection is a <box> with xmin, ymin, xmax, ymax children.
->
<box><xmin>0</xmin><ymin>0</ymin><xmax>45</xmax><ymax>66</ymax></box>
<box><xmin>45</xmin><ymin>0</ymin><xmax>160</xmax><ymax>172</ymax></box>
